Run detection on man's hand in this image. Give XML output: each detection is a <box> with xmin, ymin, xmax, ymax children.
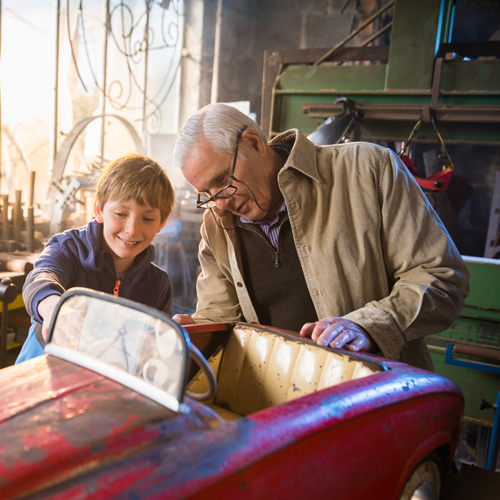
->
<box><xmin>172</xmin><ymin>314</ymin><xmax>196</xmax><ymax>326</ymax></box>
<box><xmin>37</xmin><ymin>295</ymin><xmax>61</xmax><ymax>340</ymax></box>
<box><xmin>300</xmin><ymin>317</ymin><xmax>377</xmax><ymax>353</ymax></box>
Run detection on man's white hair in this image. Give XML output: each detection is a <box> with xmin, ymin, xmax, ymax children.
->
<box><xmin>173</xmin><ymin>103</ymin><xmax>268</xmax><ymax>170</ymax></box>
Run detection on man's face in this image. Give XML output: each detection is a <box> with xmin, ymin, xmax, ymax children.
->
<box><xmin>182</xmin><ymin>134</ymin><xmax>277</xmax><ymax>221</ymax></box>
<box><xmin>94</xmin><ymin>198</ymin><xmax>166</xmax><ymax>273</ymax></box>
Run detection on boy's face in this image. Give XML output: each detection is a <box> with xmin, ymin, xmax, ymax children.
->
<box><xmin>94</xmin><ymin>198</ymin><xmax>167</xmax><ymax>274</ymax></box>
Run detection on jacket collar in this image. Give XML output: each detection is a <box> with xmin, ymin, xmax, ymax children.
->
<box><xmin>212</xmin><ymin>129</ymin><xmax>319</xmax><ymax>224</ymax></box>
<box><xmin>270</xmin><ymin>129</ymin><xmax>321</xmax><ymax>183</ymax></box>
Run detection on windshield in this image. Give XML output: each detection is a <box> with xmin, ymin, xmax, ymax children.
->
<box><xmin>45</xmin><ymin>289</ymin><xmax>190</xmax><ymax>411</ymax></box>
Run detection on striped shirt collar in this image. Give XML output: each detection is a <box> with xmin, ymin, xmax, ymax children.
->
<box><xmin>240</xmin><ymin>199</ymin><xmax>287</xmax><ymax>226</ymax></box>
<box><xmin>238</xmin><ymin>143</ymin><xmax>291</xmax><ymax>249</ymax></box>
<box><xmin>239</xmin><ymin>200</ymin><xmax>287</xmax><ymax>249</ymax></box>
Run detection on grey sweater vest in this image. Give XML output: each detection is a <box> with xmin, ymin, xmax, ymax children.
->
<box><xmin>236</xmin><ymin>218</ymin><xmax>317</xmax><ymax>332</ymax></box>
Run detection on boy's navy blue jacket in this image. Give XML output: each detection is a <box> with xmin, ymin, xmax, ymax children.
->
<box><xmin>22</xmin><ymin>218</ymin><xmax>173</xmax><ymax>348</ymax></box>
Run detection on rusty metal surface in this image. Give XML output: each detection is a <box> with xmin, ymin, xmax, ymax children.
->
<box><xmin>30</xmin><ymin>365</ymin><xmax>462</xmax><ymax>500</ymax></box>
<box><xmin>303</xmin><ymin>103</ymin><xmax>500</xmax><ymax>122</ymax></box>
<box><xmin>186</xmin><ymin>323</ymin><xmax>233</xmax><ymax>379</ymax></box>
<box><xmin>0</xmin><ymin>342</ymin><xmax>464</xmax><ymax>500</ymax></box>
<box><xmin>0</xmin><ymin>355</ymin><xmax>220</xmax><ymax>500</ymax></box>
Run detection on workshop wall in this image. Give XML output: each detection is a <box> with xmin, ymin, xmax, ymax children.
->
<box><xmin>199</xmin><ymin>0</ymin><xmax>389</xmax><ymax>119</ymax></box>
<box><xmin>195</xmin><ymin>0</ymin><xmax>500</xmax><ymax>258</ymax></box>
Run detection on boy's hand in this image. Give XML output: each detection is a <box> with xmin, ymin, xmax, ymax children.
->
<box><xmin>172</xmin><ymin>314</ymin><xmax>196</xmax><ymax>326</ymax></box>
<box><xmin>37</xmin><ymin>295</ymin><xmax>61</xmax><ymax>340</ymax></box>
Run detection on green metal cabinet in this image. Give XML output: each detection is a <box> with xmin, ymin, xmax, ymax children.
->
<box><xmin>261</xmin><ymin>0</ymin><xmax>500</xmax><ymax>144</ymax></box>
<box><xmin>426</xmin><ymin>257</ymin><xmax>500</xmax><ymax>426</ymax></box>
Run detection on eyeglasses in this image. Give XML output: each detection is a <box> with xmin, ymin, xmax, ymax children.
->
<box><xmin>196</xmin><ymin>126</ymin><xmax>248</xmax><ymax>209</ymax></box>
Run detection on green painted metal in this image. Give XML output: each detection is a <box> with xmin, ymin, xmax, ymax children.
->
<box><xmin>440</xmin><ymin>60</ymin><xmax>500</xmax><ymax>93</ymax></box>
<box><xmin>429</xmin><ymin>346</ymin><xmax>498</xmax><ymax>426</ymax></box>
<box><xmin>277</xmin><ymin>59</ymin><xmax>500</xmax><ymax>95</ymax></box>
<box><xmin>359</xmin><ymin>120</ymin><xmax>500</xmax><ymax>145</ymax></box>
<box><xmin>268</xmin><ymin>0</ymin><xmax>500</xmax><ymax>144</ymax></box>
<box><xmin>271</xmin><ymin>93</ymin><xmax>500</xmax><ymax>143</ymax></box>
<box><xmin>385</xmin><ymin>0</ymin><xmax>441</xmax><ymax>90</ymax></box>
<box><xmin>277</xmin><ymin>65</ymin><xmax>387</xmax><ymax>92</ymax></box>
<box><xmin>463</xmin><ymin>260</ymin><xmax>500</xmax><ymax>310</ymax></box>
<box><xmin>427</xmin><ymin>258</ymin><xmax>500</xmax><ymax>427</ymax></box>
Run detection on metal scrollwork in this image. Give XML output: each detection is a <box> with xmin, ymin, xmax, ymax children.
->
<box><xmin>68</xmin><ymin>0</ymin><xmax>184</xmax><ymax>135</ymax></box>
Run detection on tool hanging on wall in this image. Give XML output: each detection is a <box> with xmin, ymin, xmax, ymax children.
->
<box><xmin>399</xmin><ymin>112</ymin><xmax>454</xmax><ymax>191</ymax></box>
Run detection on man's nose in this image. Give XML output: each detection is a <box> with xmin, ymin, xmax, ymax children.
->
<box><xmin>214</xmin><ymin>197</ymin><xmax>230</xmax><ymax>211</ymax></box>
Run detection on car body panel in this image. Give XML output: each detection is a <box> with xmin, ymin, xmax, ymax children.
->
<box><xmin>1</xmin><ymin>354</ymin><xmax>462</xmax><ymax>500</ymax></box>
<box><xmin>0</xmin><ymin>292</ymin><xmax>464</xmax><ymax>500</ymax></box>
<box><xmin>0</xmin><ymin>355</ymin><xmax>219</xmax><ymax>500</ymax></box>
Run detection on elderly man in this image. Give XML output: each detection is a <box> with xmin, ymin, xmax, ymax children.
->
<box><xmin>172</xmin><ymin>103</ymin><xmax>469</xmax><ymax>370</ymax></box>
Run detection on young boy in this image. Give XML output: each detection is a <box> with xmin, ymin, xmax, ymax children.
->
<box><xmin>16</xmin><ymin>153</ymin><xmax>175</xmax><ymax>363</ymax></box>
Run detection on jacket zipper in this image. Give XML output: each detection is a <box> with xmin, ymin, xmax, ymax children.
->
<box><xmin>114</xmin><ymin>278</ymin><xmax>121</xmax><ymax>297</ymax></box>
<box><xmin>242</xmin><ymin>217</ymin><xmax>288</xmax><ymax>268</ymax></box>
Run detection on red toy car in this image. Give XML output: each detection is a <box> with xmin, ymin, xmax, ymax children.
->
<box><xmin>0</xmin><ymin>288</ymin><xmax>463</xmax><ymax>499</ymax></box>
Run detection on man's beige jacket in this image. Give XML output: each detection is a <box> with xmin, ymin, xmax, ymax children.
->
<box><xmin>192</xmin><ymin>129</ymin><xmax>470</xmax><ymax>370</ymax></box>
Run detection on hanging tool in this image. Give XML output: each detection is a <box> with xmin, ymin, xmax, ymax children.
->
<box><xmin>399</xmin><ymin>111</ymin><xmax>454</xmax><ymax>191</ymax></box>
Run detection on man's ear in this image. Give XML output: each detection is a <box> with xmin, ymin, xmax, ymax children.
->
<box><xmin>94</xmin><ymin>200</ymin><xmax>104</xmax><ymax>223</ymax></box>
<box><xmin>157</xmin><ymin>218</ymin><xmax>168</xmax><ymax>233</ymax></box>
<box><xmin>242</xmin><ymin>130</ymin><xmax>267</xmax><ymax>158</ymax></box>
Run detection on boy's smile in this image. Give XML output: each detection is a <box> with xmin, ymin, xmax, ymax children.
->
<box><xmin>94</xmin><ymin>198</ymin><xmax>167</xmax><ymax>273</ymax></box>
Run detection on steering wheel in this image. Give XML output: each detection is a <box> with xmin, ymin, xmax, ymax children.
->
<box><xmin>185</xmin><ymin>343</ymin><xmax>218</xmax><ymax>401</ymax></box>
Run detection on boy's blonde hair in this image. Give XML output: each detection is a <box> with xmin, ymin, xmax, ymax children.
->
<box><xmin>96</xmin><ymin>153</ymin><xmax>175</xmax><ymax>222</ymax></box>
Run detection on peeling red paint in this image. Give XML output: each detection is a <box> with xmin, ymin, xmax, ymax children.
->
<box><xmin>0</xmin><ymin>330</ymin><xmax>464</xmax><ymax>500</ymax></box>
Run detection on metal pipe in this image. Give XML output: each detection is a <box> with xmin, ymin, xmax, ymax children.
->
<box><xmin>0</xmin><ymin>255</ymin><xmax>33</xmax><ymax>274</ymax></box>
<box><xmin>141</xmin><ymin>3</ymin><xmax>150</xmax><ymax>142</ymax></box>
<box><xmin>0</xmin><ymin>0</ymin><xmax>3</xmax><ymax>194</ymax></box>
<box><xmin>211</xmin><ymin>0</ymin><xmax>223</xmax><ymax>103</ymax></box>
<box><xmin>359</xmin><ymin>20</ymin><xmax>393</xmax><ymax>48</ymax></box>
<box><xmin>1</xmin><ymin>194</ymin><xmax>7</xmax><ymax>240</ymax></box>
<box><xmin>27</xmin><ymin>207</ymin><xmax>34</xmax><ymax>253</ymax></box>
<box><xmin>13</xmin><ymin>190</ymin><xmax>21</xmax><ymax>242</ymax></box>
<box><xmin>99</xmin><ymin>0</ymin><xmax>110</xmax><ymax>164</ymax></box>
<box><xmin>49</xmin><ymin>0</ymin><xmax>61</xmax><ymax>174</ymax></box>
<box><xmin>454</xmin><ymin>344</ymin><xmax>500</xmax><ymax>362</ymax></box>
<box><xmin>314</xmin><ymin>0</ymin><xmax>395</xmax><ymax>66</ymax></box>
<box><xmin>29</xmin><ymin>170</ymin><xmax>35</xmax><ymax>206</ymax></box>
<box><xmin>485</xmin><ymin>390</ymin><xmax>500</xmax><ymax>471</ymax></box>
<box><xmin>1</xmin><ymin>301</ymin><xmax>7</xmax><ymax>368</ymax></box>
<box><xmin>27</xmin><ymin>171</ymin><xmax>35</xmax><ymax>252</ymax></box>
<box><xmin>335</xmin><ymin>21</ymin><xmax>393</xmax><ymax>67</ymax></box>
